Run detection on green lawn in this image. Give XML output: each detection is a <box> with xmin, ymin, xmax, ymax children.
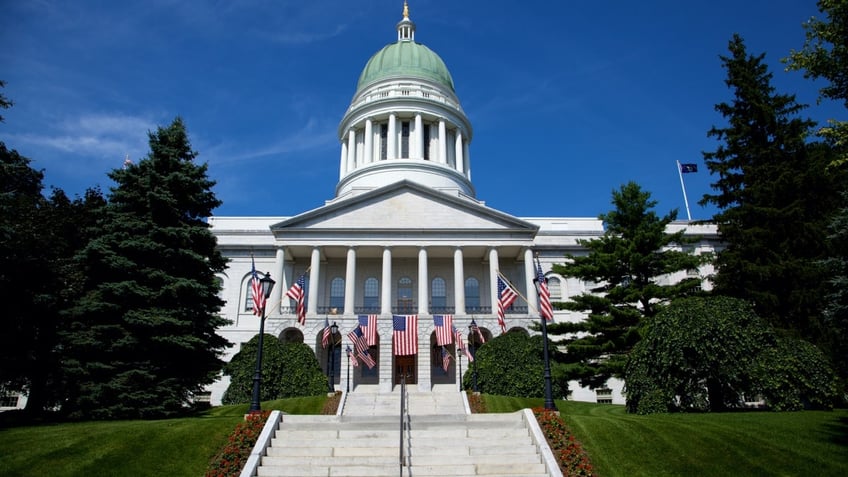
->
<box><xmin>2</xmin><ymin>395</ymin><xmax>845</xmax><ymax>476</ymax></box>
<box><xmin>482</xmin><ymin>394</ymin><xmax>848</xmax><ymax>477</ymax></box>
<box><xmin>0</xmin><ymin>396</ymin><xmax>327</xmax><ymax>477</ymax></box>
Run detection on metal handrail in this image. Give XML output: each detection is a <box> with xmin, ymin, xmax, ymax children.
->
<box><xmin>399</xmin><ymin>373</ymin><xmax>408</xmax><ymax>475</ymax></box>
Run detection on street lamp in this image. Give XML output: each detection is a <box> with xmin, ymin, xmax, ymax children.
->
<box><xmin>532</xmin><ymin>273</ymin><xmax>556</xmax><ymax>411</ymax></box>
<box><xmin>327</xmin><ymin>321</ymin><xmax>339</xmax><ymax>392</ymax></box>
<box><xmin>468</xmin><ymin>320</ymin><xmax>479</xmax><ymax>393</ymax></box>
<box><xmin>249</xmin><ymin>272</ymin><xmax>275</xmax><ymax>413</ymax></box>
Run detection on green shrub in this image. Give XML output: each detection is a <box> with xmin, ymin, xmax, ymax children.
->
<box><xmin>222</xmin><ymin>336</ymin><xmax>325</xmax><ymax>404</ymax></box>
<box><xmin>462</xmin><ymin>331</ymin><xmax>566</xmax><ymax>399</ymax></box>
<box><xmin>754</xmin><ymin>336</ymin><xmax>838</xmax><ymax>410</ymax></box>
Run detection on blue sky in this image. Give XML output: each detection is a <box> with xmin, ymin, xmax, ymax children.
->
<box><xmin>1</xmin><ymin>0</ymin><xmax>842</xmax><ymax>221</ymax></box>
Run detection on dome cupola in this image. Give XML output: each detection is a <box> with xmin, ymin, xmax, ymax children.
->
<box><xmin>334</xmin><ymin>2</ymin><xmax>475</xmax><ymax>202</ymax></box>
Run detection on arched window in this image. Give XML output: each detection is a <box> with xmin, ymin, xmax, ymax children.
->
<box><xmin>547</xmin><ymin>276</ymin><xmax>562</xmax><ymax>300</ymax></box>
<box><xmin>330</xmin><ymin>277</ymin><xmax>345</xmax><ymax>310</ymax></box>
<box><xmin>364</xmin><ymin>277</ymin><xmax>379</xmax><ymax>311</ymax></box>
<box><xmin>465</xmin><ymin>277</ymin><xmax>480</xmax><ymax>310</ymax></box>
<box><xmin>431</xmin><ymin>277</ymin><xmax>446</xmax><ymax>311</ymax></box>
<box><xmin>398</xmin><ymin>276</ymin><xmax>413</xmax><ymax>313</ymax></box>
<box><xmin>244</xmin><ymin>276</ymin><xmax>255</xmax><ymax>312</ymax></box>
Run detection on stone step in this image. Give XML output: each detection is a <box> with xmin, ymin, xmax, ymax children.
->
<box><xmin>270</xmin><ymin>436</ymin><xmax>534</xmax><ymax>448</ymax></box>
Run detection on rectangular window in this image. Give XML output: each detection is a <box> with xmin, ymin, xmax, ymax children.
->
<box><xmin>423</xmin><ymin>124</ymin><xmax>431</xmax><ymax>160</ymax></box>
<box><xmin>1</xmin><ymin>393</ymin><xmax>19</xmax><ymax>407</ymax></box>
<box><xmin>596</xmin><ymin>388</ymin><xmax>613</xmax><ymax>404</ymax></box>
<box><xmin>401</xmin><ymin>121</ymin><xmax>410</xmax><ymax>158</ymax></box>
<box><xmin>380</xmin><ymin>124</ymin><xmax>388</xmax><ymax>160</ymax></box>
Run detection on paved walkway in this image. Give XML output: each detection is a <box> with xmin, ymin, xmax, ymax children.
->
<box><xmin>342</xmin><ymin>384</ymin><xmax>466</xmax><ymax>416</ymax></box>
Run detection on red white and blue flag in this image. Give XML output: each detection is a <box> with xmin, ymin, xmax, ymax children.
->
<box><xmin>250</xmin><ymin>256</ymin><xmax>265</xmax><ymax>316</ymax></box>
<box><xmin>286</xmin><ymin>272</ymin><xmax>307</xmax><ymax>325</ymax></box>
<box><xmin>433</xmin><ymin>315</ymin><xmax>454</xmax><ymax>346</ymax></box>
<box><xmin>358</xmin><ymin>349</ymin><xmax>377</xmax><ymax>369</ymax></box>
<box><xmin>346</xmin><ymin>345</ymin><xmax>359</xmax><ymax>367</ymax></box>
<box><xmin>392</xmin><ymin>315</ymin><xmax>418</xmax><ymax>356</ymax></box>
<box><xmin>358</xmin><ymin>314</ymin><xmax>378</xmax><ymax>346</ymax></box>
<box><xmin>496</xmin><ymin>275</ymin><xmax>518</xmax><ymax>333</ymax></box>
<box><xmin>535</xmin><ymin>256</ymin><xmax>554</xmax><ymax>321</ymax></box>
<box><xmin>348</xmin><ymin>326</ymin><xmax>369</xmax><ymax>354</ymax></box>
<box><xmin>321</xmin><ymin>317</ymin><xmax>331</xmax><ymax>349</ymax></box>
<box><xmin>441</xmin><ymin>347</ymin><xmax>452</xmax><ymax>372</ymax></box>
<box><xmin>454</xmin><ymin>326</ymin><xmax>473</xmax><ymax>362</ymax></box>
<box><xmin>469</xmin><ymin>319</ymin><xmax>485</xmax><ymax>344</ymax></box>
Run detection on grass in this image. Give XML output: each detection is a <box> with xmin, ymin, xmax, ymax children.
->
<box><xmin>2</xmin><ymin>394</ymin><xmax>845</xmax><ymax>476</ymax></box>
<box><xmin>481</xmin><ymin>394</ymin><xmax>848</xmax><ymax>477</ymax></box>
<box><xmin>0</xmin><ymin>395</ymin><xmax>328</xmax><ymax>477</ymax></box>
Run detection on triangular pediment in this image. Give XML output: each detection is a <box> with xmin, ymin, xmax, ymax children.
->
<box><xmin>270</xmin><ymin>181</ymin><xmax>537</xmax><ymax>234</ymax></box>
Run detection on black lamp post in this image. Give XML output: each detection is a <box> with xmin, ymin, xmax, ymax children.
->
<box><xmin>249</xmin><ymin>272</ymin><xmax>275</xmax><ymax>413</ymax></box>
<box><xmin>468</xmin><ymin>320</ymin><xmax>479</xmax><ymax>393</ymax></box>
<box><xmin>327</xmin><ymin>321</ymin><xmax>339</xmax><ymax>392</ymax></box>
<box><xmin>533</xmin><ymin>275</ymin><xmax>556</xmax><ymax>411</ymax></box>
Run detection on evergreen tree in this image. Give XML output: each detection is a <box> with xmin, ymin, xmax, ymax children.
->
<box><xmin>700</xmin><ymin>35</ymin><xmax>845</xmax><ymax>341</ymax></box>
<box><xmin>64</xmin><ymin>118</ymin><xmax>230</xmax><ymax>419</ymax></box>
<box><xmin>549</xmin><ymin>182</ymin><xmax>705</xmax><ymax>389</ymax></box>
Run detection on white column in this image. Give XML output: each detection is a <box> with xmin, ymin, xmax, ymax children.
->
<box><xmin>438</xmin><ymin>119</ymin><xmax>447</xmax><ymax>164</ymax></box>
<box><xmin>269</xmin><ymin>246</ymin><xmax>285</xmax><ymax>316</ymax></box>
<box><xmin>463</xmin><ymin>142</ymin><xmax>471</xmax><ymax>179</ymax></box>
<box><xmin>381</xmin><ymin>247</ymin><xmax>392</xmax><ymax>315</ymax></box>
<box><xmin>418</xmin><ymin>247</ymin><xmax>428</xmax><ymax>316</ymax></box>
<box><xmin>414</xmin><ymin>113</ymin><xmax>423</xmax><ymax>159</ymax></box>
<box><xmin>524</xmin><ymin>248</ymin><xmax>538</xmax><ymax>315</ymax></box>
<box><xmin>453</xmin><ymin>247</ymin><xmax>465</xmax><ymax>315</ymax></box>
<box><xmin>488</xmin><ymin>248</ymin><xmax>499</xmax><ymax>319</ymax></box>
<box><xmin>388</xmin><ymin>114</ymin><xmax>397</xmax><ymax>160</ymax></box>
<box><xmin>308</xmin><ymin>247</ymin><xmax>321</xmax><ymax>316</ymax></box>
<box><xmin>347</xmin><ymin>130</ymin><xmax>356</xmax><ymax>172</ymax></box>
<box><xmin>364</xmin><ymin>119</ymin><xmax>373</xmax><ymax>164</ymax></box>
<box><xmin>344</xmin><ymin>247</ymin><xmax>356</xmax><ymax>316</ymax></box>
<box><xmin>340</xmin><ymin>141</ymin><xmax>348</xmax><ymax>178</ymax></box>
<box><xmin>455</xmin><ymin>132</ymin><xmax>464</xmax><ymax>173</ymax></box>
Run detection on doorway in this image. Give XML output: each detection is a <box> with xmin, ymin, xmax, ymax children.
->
<box><xmin>394</xmin><ymin>355</ymin><xmax>417</xmax><ymax>385</ymax></box>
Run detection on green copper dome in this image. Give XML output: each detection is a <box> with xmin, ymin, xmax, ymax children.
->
<box><xmin>356</xmin><ymin>41</ymin><xmax>455</xmax><ymax>93</ymax></box>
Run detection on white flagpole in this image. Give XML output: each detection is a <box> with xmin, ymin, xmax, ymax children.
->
<box><xmin>676</xmin><ymin>160</ymin><xmax>692</xmax><ymax>221</ymax></box>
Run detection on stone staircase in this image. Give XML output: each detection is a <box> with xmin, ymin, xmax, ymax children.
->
<box><xmin>248</xmin><ymin>390</ymin><xmax>559</xmax><ymax>477</ymax></box>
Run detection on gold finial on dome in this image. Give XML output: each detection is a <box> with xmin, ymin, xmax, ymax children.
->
<box><xmin>403</xmin><ymin>1</ymin><xmax>409</xmax><ymax>19</ymax></box>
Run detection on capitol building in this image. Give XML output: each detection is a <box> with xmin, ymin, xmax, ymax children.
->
<box><xmin>206</xmin><ymin>4</ymin><xmax>718</xmax><ymax>406</ymax></box>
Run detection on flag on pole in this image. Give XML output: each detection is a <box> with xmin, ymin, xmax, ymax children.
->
<box><xmin>250</xmin><ymin>256</ymin><xmax>265</xmax><ymax>317</ymax></box>
<box><xmin>454</xmin><ymin>326</ymin><xmax>473</xmax><ymax>362</ymax></box>
<box><xmin>441</xmin><ymin>346</ymin><xmax>452</xmax><ymax>372</ymax></box>
<box><xmin>535</xmin><ymin>257</ymin><xmax>554</xmax><ymax>321</ymax></box>
<box><xmin>433</xmin><ymin>315</ymin><xmax>454</xmax><ymax>346</ymax></box>
<box><xmin>346</xmin><ymin>345</ymin><xmax>359</xmax><ymax>367</ymax></box>
<box><xmin>469</xmin><ymin>319</ymin><xmax>485</xmax><ymax>344</ymax></box>
<box><xmin>286</xmin><ymin>273</ymin><xmax>307</xmax><ymax>325</ymax></box>
<box><xmin>358</xmin><ymin>349</ymin><xmax>377</xmax><ymax>369</ymax></box>
<box><xmin>321</xmin><ymin>317</ymin><xmax>331</xmax><ymax>349</ymax></box>
<box><xmin>392</xmin><ymin>315</ymin><xmax>418</xmax><ymax>356</ymax></box>
<box><xmin>348</xmin><ymin>326</ymin><xmax>369</xmax><ymax>354</ymax></box>
<box><xmin>680</xmin><ymin>163</ymin><xmax>698</xmax><ymax>173</ymax></box>
<box><xmin>496</xmin><ymin>275</ymin><xmax>518</xmax><ymax>333</ymax></box>
<box><xmin>358</xmin><ymin>315</ymin><xmax>378</xmax><ymax>346</ymax></box>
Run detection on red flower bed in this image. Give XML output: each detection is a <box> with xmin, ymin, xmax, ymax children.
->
<box><xmin>206</xmin><ymin>410</ymin><xmax>271</xmax><ymax>477</ymax></box>
<box><xmin>533</xmin><ymin>407</ymin><xmax>595</xmax><ymax>477</ymax></box>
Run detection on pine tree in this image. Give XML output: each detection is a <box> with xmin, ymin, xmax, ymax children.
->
<box><xmin>64</xmin><ymin>118</ymin><xmax>230</xmax><ymax>419</ymax></box>
<box><xmin>549</xmin><ymin>182</ymin><xmax>705</xmax><ymax>389</ymax></box>
<box><xmin>700</xmin><ymin>34</ymin><xmax>845</xmax><ymax>341</ymax></box>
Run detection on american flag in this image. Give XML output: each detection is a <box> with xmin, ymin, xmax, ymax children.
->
<box><xmin>348</xmin><ymin>326</ymin><xmax>369</xmax><ymax>354</ymax></box>
<box><xmin>469</xmin><ymin>319</ymin><xmax>485</xmax><ymax>344</ymax></box>
<box><xmin>250</xmin><ymin>257</ymin><xmax>265</xmax><ymax>316</ymax></box>
<box><xmin>535</xmin><ymin>257</ymin><xmax>554</xmax><ymax>321</ymax></box>
<box><xmin>433</xmin><ymin>315</ymin><xmax>454</xmax><ymax>346</ymax></box>
<box><xmin>454</xmin><ymin>326</ymin><xmax>473</xmax><ymax>362</ymax></box>
<box><xmin>321</xmin><ymin>317</ymin><xmax>331</xmax><ymax>349</ymax></box>
<box><xmin>496</xmin><ymin>276</ymin><xmax>518</xmax><ymax>333</ymax></box>
<box><xmin>392</xmin><ymin>315</ymin><xmax>418</xmax><ymax>356</ymax></box>
<box><xmin>346</xmin><ymin>345</ymin><xmax>359</xmax><ymax>367</ymax></box>
<box><xmin>286</xmin><ymin>272</ymin><xmax>307</xmax><ymax>325</ymax></box>
<box><xmin>441</xmin><ymin>346</ymin><xmax>452</xmax><ymax>372</ymax></box>
<box><xmin>358</xmin><ymin>314</ymin><xmax>378</xmax><ymax>346</ymax></box>
<box><xmin>358</xmin><ymin>349</ymin><xmax>377</xmax><ymax>369</ymax></box>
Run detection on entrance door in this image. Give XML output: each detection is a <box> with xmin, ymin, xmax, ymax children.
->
<box><xmin>394</xmin><ymin>355</ymin><xmax>416</xmax><ymax>385</ymax></box>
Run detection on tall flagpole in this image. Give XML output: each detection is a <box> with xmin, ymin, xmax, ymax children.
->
<box><xmin>676</xmin><ymin>160</ymin><xmax>693</xmax><ymax>221</ymax></box>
